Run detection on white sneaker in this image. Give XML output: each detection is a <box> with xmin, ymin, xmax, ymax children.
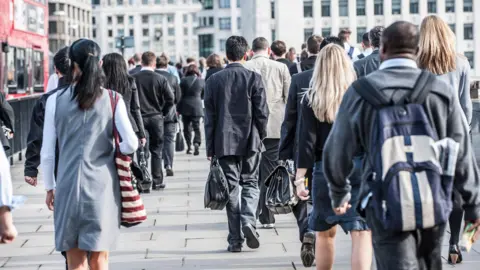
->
<box><xmin>262</xmin><ymin>223</ymin><xmax>275</xmax><ymax>229</ymax></box>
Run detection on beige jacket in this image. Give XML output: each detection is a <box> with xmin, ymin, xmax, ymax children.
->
<box><xmin>244</xmin><ymin>54</ymin><xmax>291</xmax><ymax>139</ymax></box>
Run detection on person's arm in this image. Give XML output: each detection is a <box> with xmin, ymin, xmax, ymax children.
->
<box><xmin>458</xmin><ymin>64</ymin><xmax>472</xmax><ymax>126</ymax></box>
<box><xmin>115</xmin><ymin>98</ymin><xmax>139</xmax><ymax>155</ymax></box>
<box><xmin>174</xmin><ymin>81</ymin><xmax>182</xmax><ymax>104</ymax></box>
<box><xmin>278</xmin><ymin>75</ymin><xmax>299</xmax><ymax>160</ymax></box>
<box><xmin>282</xmin><ymin>65</ymin><xmax>291</xmax><ymax>103</ymax></box>
<box><xmin>204</xmin><ymin>79</ymin><xmax>215</xmax><ymax>157</ymax></box>
<box><xmin>161</xmin><ymin>78</ymin><xmax>174</xmax><ymax>116</ymax></box>
<box><xmin>0</xmin><ymin>93</ymin><xmax>14</xmax><ymax>132</ymax></box>
<box><xmin>296</xmin><ymin>96</ymin><xmax>318</xmax><ymax>170</ymax></box>
<box><xmin>323</xmin><ymin>88</ymin><xmax>359</xmax><ymax>209</ymax></box>
<box><xmin>130</xmin><ymin>82</ymin><xmax>146</xmax><ymax>139</ymax></box>
<box><xmin>0</xmin><ymin>141</ymin><xmax>13</xmax><ymax>209</ymax></box>
<box><xmin>24</xmin><ymin>97</ymin><xmax>47</xmax><ymax>178</ymax></box>
<box><xmin>40</xmin><ymin>93</ymin><xmax>58</xmax><ymax>191</ymax></box>
<box><xmin>251</xmin><ymin>74</ymin><xmax>269</xmax><ymax>140</ymax></box>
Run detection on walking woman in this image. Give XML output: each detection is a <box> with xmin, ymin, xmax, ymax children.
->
<box><xmin>102</xmin><ymin>53</ymin><xmax>146</xmax><ymax>147</ymax></box>
<box><xmin>417</xmin><ymin>15</ymin><xmax>472</xmax><ymax>265</ymax></box>
<box><xmin>178</xmin><ymin>64</ymin><xmax>205</xmax><ymax>156</ymax></box>
<box><xmin>294</xmin><ymin>44</ymin><xmax>372</xmax><ymax>270</ymax></box>
<box><xmin>41</xmin><ymin>39</ymin><xmax>138</xmax><ymax>270</ymax></box>
<box><xmin>205</xmin><ymin>53</ymin><xmax>224</xmax><ymax>81</ymax></box>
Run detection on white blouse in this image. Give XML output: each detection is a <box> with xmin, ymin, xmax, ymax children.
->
<box><xmin>41</xmin><ymin>91</ymin><xmax>139</xmax><ymax>191</ymax></box>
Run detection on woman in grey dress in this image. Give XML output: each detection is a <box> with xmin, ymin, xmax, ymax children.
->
<box><xmin>41</xmin><ymin>39</ymin><xmax>138</xmax><ymax>269</ymax></box>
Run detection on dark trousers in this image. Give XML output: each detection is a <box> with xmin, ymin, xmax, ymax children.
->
<box><xmin>182</xmin><ymin>115</ymin><xmax>201</xmax><ymax>148</ymax></box>
<box><xmin>139</xmin><ymin>115</ymin><xmax>164</xmax><ymax>186</ymax></box>
<box><xmin>218</xmin><ymin>152</ymin><xmax>261</xmax><ymax>245</ymax></box>
<box><xmin>162</xmin><ymin>122</ymin><xmax>176</xmax><ymax>168</ymax></box>
<box><xmin>366</xmin><ymin>207</ymin><xmax>445</xmax><ymax>270</ymax></box>
<box><xmin>448</xmin><ymin>190</ymin><xmax>464</xmax><ymax>245</ymax></box>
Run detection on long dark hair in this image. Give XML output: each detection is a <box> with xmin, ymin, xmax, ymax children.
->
<box><xmin>185</xmin><ymin>64</ymin><xmax>201</xmax><ymax>77</ymax></box>
<box><xmin>53</xmin><ymin>46</ymin><xmax>71</xmax><ymax>78</ymax></box>
<box><xmin>102</xmin><ymin>53</ymin><xmax>132</xmax><ymax>95</ymax></box>
<box><xmin>69</xmin><ymin>39</ymin><xmax>105</xmax><ymax>110</ymax></box>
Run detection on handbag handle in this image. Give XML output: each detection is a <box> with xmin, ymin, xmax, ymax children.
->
<box><xmin>108</xmin><ymin>90</ymin><xmax>121</xmax><ymax>149</ymax></box>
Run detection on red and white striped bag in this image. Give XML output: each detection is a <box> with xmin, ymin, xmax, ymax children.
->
<box><xmin>109</xmin><ymin>90</ymin><xmax>147</xmax><ymax>227</ymax></box>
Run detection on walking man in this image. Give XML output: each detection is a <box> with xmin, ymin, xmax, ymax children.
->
<box><xmin>128</xmin><ymin>53</ymin><xmax>142</xmax><ymax>75</ymax></box>
<box><xmin>133</xmin><ymin>52</ymin><xmax>175</xmax><ymax>190</ymax></box>
<box><xmin>354</xmin><ymin>32</ymin><xmax>373</xmax><ymax>61</ymax></box>
<box><xmin>244</xmin><ymin>37</ymin><xmax>291</xmax><ymax>230</ymax></box>
<box><xmin>204</xmin><ymin>36</ymin><xmax>269</xmax><ymax>252</ymax></box>
<box><xmin>323</xmin><ymin>21</ymin><xmax>480</xmax><ymax>270</ymax></box>
<box><xmin>354</xmin><ymin>26</ymin><xmax>384</xmax><ymax>78</ymax></box>
<box><xmin>289</xmin><ymin>35</ymin><xmax>323</xmax><ymax>76</ymax></box>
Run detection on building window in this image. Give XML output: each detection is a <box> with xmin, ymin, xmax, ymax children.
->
<box><xmin>167</xmin><ymin>14</ymin><xmax>175</xmax><ymax>23</ymax></box>
<box><xmin>142</xmin><ymin>0</ymin><xmax>148</xmax><ymax>4</ymax></box>
<box><xmin>219</xmin><ymin>0</ymin><xmax>230</xmax><ymax>8</ymax></box>
<box><xmin>129</xmin><ymin>16</ymin><xmax>134</xmax><ymax>24</ymax></box>
<box><xmin>92</xmin><ymin>17</ymin><xmax>96</xmax><ymax>25</ymax></box>
<box><xmin>410</xmin><ymin>0</ymin><xmax>419</xmax><ymax>14</ymax></box>
<box><xmin>374</xmin><ymin>0</ymin><xmax>383</xmax><ymax>15</ymax></box>
<box><xmin>117</xmin><ymin>29</ymin><xmax>125</xmax><ymax>36</ymax></box>
<box><xmin>183</xmin><ymin>27</ymin><xmax>188</xmax><ymax>35</ymax></box>
<box><xmin>271</xmin><ymin>29</ymin><xmax>276</xmax><ymax>42</ymax></box>
<box><xmin>155</xmin><ymin>0</ymin><xmax>161</xmax><ymax>3</ymax></box>
<box><xmin>117</xmin><ymin>16</ymin><xmax>124</xmax><ymax>24</ymax></box>
<box><xmin>464</xmin><ymin>0</ymin><xmax>473</xmax><ymax>12</ymax></box>
<box><xmin>168</xmin><ymin>40</ymin><xmax>175</xmax><ymax>46</ymax></box>
<box><xmin>321</xmin><ymin>0</ymin><xmax>331</xmax><ymax>17</ymax></box>
<box><xmin>237</xmin><ymin>0</ymin><xmax>240</xmax><ymax>8</ymax></box>
<box><xmin>219</xmin><ymin>39</ymin><xmax>226</xmax><ymax>52</ymax></box>
<box><xmin>464</xmin><ymin>24</ymin><xmax>473</xmax><ymax>40</ymax></box>
<box><xmin>93</xmin><ymin>29</ymin><xmax>97</xmax><ymax>38</ymax></box>
<box><xmin>143</xmin><ymin>28</ymin><xmax>149</xmax><ymax>36</ymax></box>
<box><xmin>392</xmin><ymin>0</ymin><xmax>401</xmax><ymax>14</ymax></box>
<box><xmin>168</xmin><ymin>27</ymin><xmax>175</xmax><ymax>36</ymax></box>
<box><xmin>304</xmin><ymin>28</ymin><xmax>313</xmax><ymax>42</ymax></box>
<box><xmin>208</xmin><ymin>17</ymin><xmax>214</xmax><ymax>26</ymax></box>
<box><xmin>48</xmin><ymin>21</ymin><xmax>57</xmax><ymax>34</ymax></box>
<box><xmin>183</xmin><ymin>14</ymin><xmax>188</xmax><ymax>23</ymax></box>
<box><xmin>33</xmin><ymin>51</ymin><xmax>44</xmax><ymax>88</ymax></box>
<box><xmin>117</xmin><ymin>0</ymin><xmax>124</xmax><ymax>5</ymax></box>
<box><xmin>59</xmin><ymin>3</ymin><xmax>65</xmax><ymax>11</ymax></box>
<box><xmin>465</xmin><ymin>51</ymin><xmax>474</xmax><ymax>69</ymax></box>
<box><xmin>168</xmin><ymin>0</ymin><xmax>175</xmax><ymax>3</ymax></box>
<box><xmin>271</xmin><ymin>1</ymin><xmax>275</xmax><ymax>19</ymax></box>
<box><xmin>338</xmin><ymin>0</ymin><xmax>348</xmax><ymax>16</ymax></box>
<box><xmin>357</xmin><ymin>0</ymin><xmax>366</xmax><ymax>16</ymax></box>
<box><xmin>427</xmin><ymin>0</ymin><xmax>437</xmax><ymax>13</ymax></box>
<box><xmin>304</xmin><ymin>0</ymin><xmax>313</xmax><ymax>18</ymax></box>
<box><xmin>92</xmin><ymin>0</ymin><xmax>100</xmax><ymax>4</ymax></box>
<box><xmin>142</xmin><ymin>15</ymin><xmax>149</xmax><ymax>24</ymax></box>
<box><xmin>108</xmin><ymin>29</ymin><xmax>113</xmax><ymax>37</ymax></box>
<box><xmin>203</xmin><ymin>0</ymin><xmax>213</xmax><ymax>9</ymax></box>
<box><xmin>199</xmin><ymin>34</ymin><xmax>214</xmax><ymax>57</ymax></box>
<box><xmin>48</xmin><ymin>3</ymin><xmax>55</xmax><ymax>15</ymax></box>
<box><xmin>449</xmin><ymin>24</ymin><xmax>455</xmax><ymax>34</ymax></box>
<box><xmin>219</xmin><ymin>17</ymin><xmax>231</xmax><ymax>30</ymax></box>
<box><xmin>129</xmin><ymin>29</ymin><xmax>134</xmax><ymax>36</ymax></box>
<box><xmin>357</xmin><ymin>27</ymin><xmax>366</xmax><ymax>43</ymax></box>
<box><xmin>142</xmin><ymin>41</ymin><xmax>150</xmax><ymax>51</ymax></box>
<box><xmin>107</xmin><ymin>16</ymin><xmax>112</xmax><ymax>24</ymax></box>
<box><xmin>445</xmin><ymin>0</ymin><xmax>455</xmax><ymax>12</ymax></box>
<box><xmin>322</xmin><ymin>28</ymin><xmax>331</xmax><ymax>37</ymax></box>
<box><xmin>237</xmin><ymin>17</ymin><xmax>241</xmax><ymax>30</ymax></box>
<box><xmin>152</xmin><ymin>14</ymin><xmax>163</xmax><ymax>24</ymax></box>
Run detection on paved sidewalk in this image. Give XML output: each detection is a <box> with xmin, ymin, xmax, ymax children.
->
<box><xmin>1</xmin><ymin>149</ymin><xmax>480</xmax><ymax>269</ymax></box>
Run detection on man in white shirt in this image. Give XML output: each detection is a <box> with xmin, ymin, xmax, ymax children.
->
<box><xmin>354</xmin><ymin>32</ymin><xmax>373</xmax><ymax>61</ymax></box>
<box><xmin>339</xmin><ymin>28</ymin><xmax>361</xmax><ymax>61</ymax></box>
<box><xmin>0</xmin><ymin>141</ymin><xmax>17</xmax><ymax>244</ymax></box>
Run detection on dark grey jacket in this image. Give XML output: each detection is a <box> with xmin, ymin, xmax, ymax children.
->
<box><xmin>204</xmin><ymin>63</ymin><xmax>269</xmax><ymax>158</ymax></box>
<box><xmin>354</xmin><ymin>49</ymin><xmax>381</xmax><ymax>78</ymax></box>
<box><xmin>323</xmin><ymin>65</ymin><xmax>480</xmax><ymax>221</ymax></box>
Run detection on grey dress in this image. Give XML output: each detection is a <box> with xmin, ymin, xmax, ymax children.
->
<box><xmin>53</xmin><ymin>88</ymin><xmax>122</xmax><ymax>252</ymax></box>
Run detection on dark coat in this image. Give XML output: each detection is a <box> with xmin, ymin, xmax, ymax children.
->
<box><xmin>204</xmin><ymin>63</ymin><xmax>269</xmax><ymax>158</ymax></box>
<box><xmin>276</xmin><ymin>58</ymin><xmax>291</xmax><ymax>66</ymax></box>
<box><xmin>354</xmin><ymin>49</ymin><xmax>381</xmax><ymax>78</ymax></box>
<box><xmin>133</xmin><ymin>70</ymin><xmax>175</xmax><ymax>118</ymax></box>
<box><xmin>120</xmin><ymin>78</ymin><xmax>146</xmax><ymax>138</ymax></box>
<box><xmin>128</xmin><ymin>65</ymin><xmax>142</xmax><ymax>75</ymax></box>
<box><xmin>289</xmin><ymin>56</ymin><xmax>317</xmax><ymax>76</ymax></box>
<box><xmin>178</xmin><ymin>75</ymin><xmax>205</xmax><ymax>117</ymax></box>
<box><xmin>278</xmin><ymin>69</ymin><xmax>313</xmax><ymax>160</ymax></box>
<box><xmin>205</xmin><ymin>67</ymin><xmax>223</xmax><ymax>81</ymax></box>
<box><xmin>155</xmin><ymin>69</ymin><xmax>182</xmax><ymax>123</ymax></box>
<box><xmin>0</xmin><ymin>92</ymin><xmax>14</xmax><ymax>152</ymax></box>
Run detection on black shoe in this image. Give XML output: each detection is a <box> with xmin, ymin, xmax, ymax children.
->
<box><xmin>166</xmin><ymin>167</ymin><xmax>174</xmax><ymax>177</ymax></box>
<box><xmin>186</xmin><ymin>148</ymin><xmax>192</xmax><ymax>155</ymax></box>
<box><xmin>448</xmin><ymin>244</ymin><xmax>463</xmax><ymax>264</ymax></box>
<box><xmin>242</xmin><ymin>224</ymin><xmax>260</xmax><ymax>249</ymax></box>
<box><xmin>301</xmin><ymin>232</ymin><xmax>315</xmax><ymax>267</ymax></box>
<box><xmin>193</xmin><ymin>143</ymin><xmax>200</xmax><ymax>156</ymax></box>
<box><xmin>153</xmin><ymin>183</ymin><xmax>166</xmax><ymax>190</ymax></box>
<box><xmin>227</xmin><ymin>244</ymin><xmax>242</xmax><ymax>253</ymax></box>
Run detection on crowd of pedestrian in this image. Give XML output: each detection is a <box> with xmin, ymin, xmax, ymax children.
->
<box><xmin>0</xmin><ymin>14</ymin><xmax>480</xmax><ymax>270</ymax></box>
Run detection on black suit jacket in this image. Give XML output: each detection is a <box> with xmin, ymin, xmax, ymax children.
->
<box><xmin>276</xmin><ymin>58</ymin><xmax>291</xmax><ymax>66</ymax></box>
<box><xmin>278</xmin><ymin>69</ymin><xmax>313</xmax><ymax>160</ymax></box>
<box><xmin>120</xmin><ymin>78</ymin><xmax>146</xmax><ymax>137</ymax></box>
<box><xmin>354</xmin><ymin>50</ymin><xmax>381</xmax><ymax>78</ymax></box>
<box><xmin>155</xmin><ymin>69</ymin><xmax>181</xmax><ymax>123</ymax></box>
<box><xmin>204</xmin><ymin>63</ymin><xmax>269</xmax><ymax>158</ymax></box>
<box><xmin>205</xmin><ymin>67</ymin><xmax>223</xmax><ymax>81</ymax></box>
<box><xmin>178</xmin><ymin>75</ymin><xmax>205</xmax><ymax>117</ymax></box>
<box><xmin>129</xmin><ymin>65</ymin><xmax>142</xmax><ymax>75</ymax></box>
<box><xmin>289</xmin><ymin>56</ymin><xmax>317</xmax><ymax>76</ymax></box>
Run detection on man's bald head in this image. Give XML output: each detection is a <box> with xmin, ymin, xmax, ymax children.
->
<box><xmin>380</xmin><ymin>21</ymin><xmax>419</xmax><ymax>60</ymax></box>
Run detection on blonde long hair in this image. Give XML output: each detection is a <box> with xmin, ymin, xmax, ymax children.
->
<box><xmin>417</xmin><ymin>15</ymin><xmax>456</xmax><ymax>75</ymax></box>
<box><xmin>308</xmin><ymin>44</ymin><xmax>356</xmax><ymax>123</ymax></box>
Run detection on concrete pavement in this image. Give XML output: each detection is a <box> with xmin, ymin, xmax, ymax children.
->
<box><xmin>2</xmin><ymin>148</ymin><xmax>480</xmax><ymax>269</ymax></box>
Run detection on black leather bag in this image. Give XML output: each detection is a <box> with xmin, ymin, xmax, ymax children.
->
<box><xmin>131</xmin><ymin>146</ymin><xmax>152</xmax><ymax>194</ymax></box>
<box><xmin>265</xmin><ymin>165</ymin><xmax>298</xmax><ymax>215</ymax></box>
<box><xmin>204</xmin><ymin>157</ymin><xmax>229</xmax><ymax>210</ymax></box>
<box><xmin>175</xmin><ymin>129</ymin><xmax>185</xmax><ymax>152</ymax></box>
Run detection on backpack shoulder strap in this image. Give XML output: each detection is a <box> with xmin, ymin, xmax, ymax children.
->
<box><xmin>408</xmin><ymin>70</ymin><xmax>434</xmax><ymax>104</ymax></box>
<box><xmin>352</xmin><ymin>78</ymin><xmax>391</xmax><ymax>108</ymax></box>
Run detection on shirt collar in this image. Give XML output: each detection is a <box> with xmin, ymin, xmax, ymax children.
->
<box><xmin>379</xmin><ymin>58</ymin><xmax>418</xmax><ymax>70</ymax></box>
<box><xmin>156</xmin><ymin>68</ymin><xmax>168</xmax><ymax>72</ymax></box>
<box><xmin>141</xmin><ymin>67</ymin><xmax>154</xmax><ymax>71</ymax></box>
<box><xmin>252</xmin><ymin>54</ymin><xmax>269</xmax><ymax>60</ymax></box>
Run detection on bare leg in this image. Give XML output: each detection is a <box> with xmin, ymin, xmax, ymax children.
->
<box><xmin>89</xmin><ymin>251</ymin><xmax>109</xmax><ymax>270</ymax></box>
<box><xmin>66</xmin><ymin>248</ymin><xmax>88</xmax><ymax>270</ymax></box>
<box><xmin>350</xmin><ymin>230</ymin><xmax>373</xmax><ymax>270</ymax></box>
<box><xmin>315</xmin><ymin>226</ymin><xmax>337</xmax><ymax>270</ymax></box>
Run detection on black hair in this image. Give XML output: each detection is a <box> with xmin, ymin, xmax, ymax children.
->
<box><xmin>307</xmin><ymin>35</ymin><xmax>323</xmax><ymax>54</ymax></box>
<box><xmin>53</xmin><ymin>47</ymin><xmax>71</xmax><ymax>77</ymax></box>
<box><xmin>252</xmin><ymin>37</ymin><xmax>269</xmax><ymax>52</ymax></box>
<box><xmin>102</xmin><ymin>53</ymin><xmax>132</xmax><ymax>96</ymax></box>
<box><xmin>69</xmin><ymin>39</ymin><xmax>105</xmax><ymax>110</ymax></box>
<box><xmin>271</xmin><ymin>40</ymin><xmax>287</xmax><ymax>57</ymax></box>
<box><xmin>320</xmin><ymin>36</ymin><xmax>343</xmax><ymax>50</ymax></box>
<box><xmin>381</xmin><ymin>21</ymin><xmax>419</xmax><ymax>56</ymax></box>
<box><xmin>156</xmin><ymin>56</ymin><xmax>169</xmax><ymax>69</ymax></box>
<box><xmin>369</xmin><ymin>26</ymin><xmax>385</xmax><ymax>48</ymax></box>
<box><xmin>362</xmin><ymin>33</ymin><xmax>370</xmax><ymax>47</ymax></box>
<box><xmin>226</xmin><ymin>36</ymin><xmax>248</xmax><ymax>61</ymax></box>
<box><xmin>185</xmin><ymin>65</ymin><xmax>201</xmax><ymax>77</ymax></box>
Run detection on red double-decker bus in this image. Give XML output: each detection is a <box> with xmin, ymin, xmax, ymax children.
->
<box><xmin>0</xmin><ymin>0</ymin><xmax>49</xmax><ymax>99</ymax></box>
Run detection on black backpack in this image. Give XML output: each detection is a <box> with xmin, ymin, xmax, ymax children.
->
<box><xmin>265</xmin><ymin>165</ymin><xmax>298</xmax><ymax>215</ymax></box>
<box><xmin>204</xmin><ymin>158</ymin><xmax>229</xmax><ymax>210</ymax></box>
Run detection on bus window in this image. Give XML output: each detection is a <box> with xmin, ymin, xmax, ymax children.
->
<box><xmin>16</xmin><ymin>48</ymin><xmax>26</xmax><ymax>91</ymax></box>
<box><xmin>33</xmin><ymin>51</ymin><xmax>44</xmax><ymax>88</ymax></box>
<box><xmin>6</xmin><ymin>48</ymin><xmax>16</xmax><ymax>87</ymax></box>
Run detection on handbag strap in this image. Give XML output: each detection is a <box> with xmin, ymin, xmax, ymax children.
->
<box><xmin>108</xmin><ymin>90</ymin><xmax>121</xmax><ymax>148</ymax></box>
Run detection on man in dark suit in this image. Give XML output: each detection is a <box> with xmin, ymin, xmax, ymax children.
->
<box><xmin>289</xmin><ymin>35</ymin><xmax>323</xmax><ymax>76</ymax></box>
<box><xmin>133</xmin><ymin>52</ymin><xmax>174</xmax><ymax>189</ymax></box>
<box><xmin>354</xmin><ymin>26</ymin><xmax>384</xmax><ymax>78</ymax></box>
<box><xmin>204</xmin><ymin>36</ymin><xmax>269</xmax><ymax>253</ymax></box>
<box><xmin>271</xmin><ymin>40</ymin><xmax>291</xmax><ymax>66</ymax></box>
<box><xmin>155</xmin><ymin>56</ymin><xmax>181</xmax><ymax>177</ymax></box>
<box><xmin>128</xmin><ymin>53</ymin><xmax>142</xmax><ymax>75</ymax></box>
